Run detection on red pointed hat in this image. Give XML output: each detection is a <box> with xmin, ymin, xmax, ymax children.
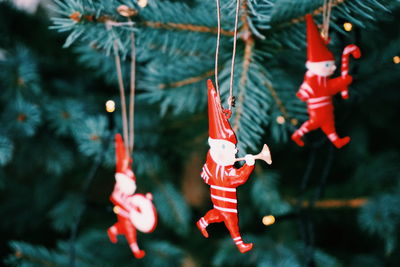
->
<box><xmin>306</xmin><ymin>14</ymin><xmax>334</xmax><ymax>62</ymax></box>
<box><xmin>115</xmin><ymin>133</ymin><xmax>135</xmax><ymax>180</ymax></box>
<box><xmin>207</xmin><ymin>79</ymin><xmax>237</xmax><ymax>144</ymax></box>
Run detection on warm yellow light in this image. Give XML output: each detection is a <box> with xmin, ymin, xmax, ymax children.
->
<box><xmin>117</xmin><ymin>5</ymin><xmax>137</xmax><ymax>17</ymax></box>
<box><xmin>106</xmin><ymin>100</ymin><xmax>115</xmax><ymax>113</ymax></box>
<box><xmin>138</xmin><ymin>0</ymin><xmax>148</xmax><ymax>8</ymax></box>
<box><xmin>276</xmin><ymin>116</ymin><xmax>285</xmax><ymax>124</ymax></box>
<box><xmin>291</xmin><ymin>118</ymin><xmax>298</xmax><ymax>126</ymax></box>
<box><xmin>343</xmin><ymin>22</ymin><xmax>353</xmax><ymax>32</ymax></box>
<box><xmin>393</xmin><ymin>56</ymin><xmax>400</xmax><ymax>64</ymax></box>
<box><xmin>262</xmin><ymin>215</ymin><xmax>276</xmax><ymax>226</ymax></box>
<box><xmin>113</xmin><ymin>206</ymin><xmax>120</xmax><ymax>214</ymax></box>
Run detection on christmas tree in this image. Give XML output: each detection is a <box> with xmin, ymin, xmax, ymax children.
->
<box><xmin>1</xmin><ymin>0</ymin><xmax>400</xmax><ymax>266</ymax></box>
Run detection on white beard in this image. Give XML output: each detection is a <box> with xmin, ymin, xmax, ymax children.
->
<box><xmin>115</xmin><ymin>173</ymin><xmax>137</xmax><ymax>195</ymax></box>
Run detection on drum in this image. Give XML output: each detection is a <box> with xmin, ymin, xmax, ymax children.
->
<box><xmin>125</xmin><ymin>193</ymin><xmax>158</xmax><ymax>233</ymax></box>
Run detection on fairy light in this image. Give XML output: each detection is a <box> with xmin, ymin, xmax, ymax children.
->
<box><xmin>393</xmin><ymin>56</ymin><xmax>400</xmax><ymax>64</ymax></box>
<box><xmin>117</xmin><ymin>5</ymin><xmax>138</xmax><ymax>17</ymax></box>
<box><xmin>276</xmin><ymin>115</ymin><xmax>285</xmax><ymax>124</ymax></box>
<box><xmin>343</xmin><ymin>22</ymin><xmax>353</xmax><ymax>32</ymax></box>
<box><xmin>106</xmin><ymin>100</ymin><xmax>116</xmax><ymax>113</ymax></box>
<box><xmin>138</xmin><ymin>0</ymin><xmax>148</xmax><ymax>8</ymax></box>
<box><xmin>262</xmin><ymin>215</ymin><xmax>276</xmax><ymax>226</ymax></box>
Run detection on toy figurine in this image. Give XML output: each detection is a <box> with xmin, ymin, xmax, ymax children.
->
<box><xmin>196</xmin><ymin>80</ymin><xmax>271</xmax><ymax>253</ymax></box>
<box><xmin>291</xmin><ymin>14</ymin><xmax>361</xmax><ymax>148</ymax></box>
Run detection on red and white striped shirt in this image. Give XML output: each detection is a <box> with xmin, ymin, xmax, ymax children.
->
<box><xmin>297</xmin><ymin>71</ymin><xmax>352</xmax><ymax>111</ymax></box>
<box><xmin>297</xmin><ymin>72</ymin><xmax>333</xmax><ymax>111</ymax></box>
<box><xmin>201</xmin><ymin>152</ymin><xmax>254</xmax><ymax>213</ymax></box>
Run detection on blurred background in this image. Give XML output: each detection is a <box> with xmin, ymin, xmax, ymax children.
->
<box><xmin>0</xmin><ymin>0</ymin><xmax>399</xmax><ymax>266</ymax></box>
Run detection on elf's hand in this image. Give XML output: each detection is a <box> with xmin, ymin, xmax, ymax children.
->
<box><xmin>244</xmin><ymin>154</ymin><xmax>255</xmax><ymax>166</ymax></box>
<box><xmin>342</xmin><ymin>74</ymin><xmax>353</xmax><ymax>85</ymax></box>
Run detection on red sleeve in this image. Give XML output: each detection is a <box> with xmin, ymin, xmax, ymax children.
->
<box><xmin>225</xmin><ymin>164</ymin><xmax>255</xmax><ymax>187</ymax></box>
<box><xmin>327</xmin><ymin>76</ymin><xmax>352</xmax><ymax>95</ymax></box>
<box><xmin>296</xmin><ymin>81</ymin><xmax>313</xmax><ymax>101</ymax></box>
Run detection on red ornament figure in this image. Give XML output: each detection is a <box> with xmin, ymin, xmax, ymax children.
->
<box><xmin>291</xmin><ymin>14</ymin><xmax>361</xmax><ymax>149</ymax></box>
<box><xmin>196</xmin><ymin>80</ymin><xmax>271</xmax><ymax>253</ymax></box>
<box><xmin>107</xmin><ymin>134</ymin><xmax>157</xmax><ymax>259</ymax></box>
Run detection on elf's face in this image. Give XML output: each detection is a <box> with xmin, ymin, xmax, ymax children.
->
<box><xmin>208</xmin><ymin>138</ymin><xmax>237</xmax><ymax>166</ymax></box>
<box><xmin>115</xmin><ymin>172</ymin><xmax>137</xmax><ymax>195</ymax></box>
<box><xmin>306</xmin><ymin>60</ymin><xmax>336</xmax><ymax>77</ymax></box>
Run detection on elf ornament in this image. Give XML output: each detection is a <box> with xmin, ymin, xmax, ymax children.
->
<box><xmin>291</xmin><ymin>14</ymin><xmax>361</xmax><ymax>148</ymax></box>
<box><xmin>107</xmin><ymin>134</ymin><xmax>157</xmax><ymax>259</ymax></box>
<box><xmin>196</xmin><ymin>80</ymin><xmax>272</xmax><ymax>253</ymax></box>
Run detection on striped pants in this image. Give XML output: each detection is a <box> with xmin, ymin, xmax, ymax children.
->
<box><xmin>109</xmin><ymin>214</ymin><xmax>138</xmax><ymax>248</ymax></box>
<box><xmin>296</xmin><ymin>107</ymin><xmax>340</xmax><ymax>143</ymax></box>
<box><xmin>200</xmin><ymin>209</ymin><xmax>242</xmax><ymax>242</ymax></box>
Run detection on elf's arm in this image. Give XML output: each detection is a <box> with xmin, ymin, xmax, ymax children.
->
<box><xmin>296</xmin><ymin>81</ymin><xmax>313</xmax><ymax>102</ymax></box>
<box><xmin>327</xmin><ymin>75</ymin><xmax>352</xmax><ymax>95</ymax></box>
<box><xmin>226</xmin><ymin>156</ymin><xmax>255</xmax><ymax>187</ymax></box>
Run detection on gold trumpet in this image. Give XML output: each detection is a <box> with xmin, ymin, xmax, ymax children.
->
<box><xmin>235</xmin><ymin>144</ymin><xmax>272</xmax><ymax>165</ymax></box>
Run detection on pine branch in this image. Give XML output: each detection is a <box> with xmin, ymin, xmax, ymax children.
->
<box><xmin>276</xmin><ymin>0</ymin><xmax>348</xmax><ymax>29</ymax></box>
<box><xmin>292</xmin><ymin>197</ymin><xmax>368</xmax><ymax>208</ymax></box>
<box><xmin>159</xmin><ymin>69</ymin><xmax>215</xmax><ymax>89</ymax></box>
<box><xmin>67</xmin><ymin>12</ymin><xmax>235</xmax><ymax>36</ymax></box>
<box><xmin>11</xmin><ymin>245</ymin><xmax>59</xmax><ymax>267</ymax></box>
<box><xmin>142</xmin><ymin>21</ymin><xmax>234</xmax><ymax>36</ymax></box>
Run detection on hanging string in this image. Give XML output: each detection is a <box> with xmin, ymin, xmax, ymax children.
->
<box><xmin>111</xmin><ymin>39</ymin><xmax>130</xmax><ymax>156</ymax></box>
<box><xmin>107</xmin><ymin>20</ymin><xmax>136</xmax><ymax>157</ymax></box>
<box><xmin>214</xmin><ymin>0</ymin><xmax>221</xmax><ymax>95</ymax></box>
<box><xmin>322</xmin><ymin>0</ymin><xmax>333</xmax><ymax>41</ymax></box>
<box><xmin>228</xmin><ymin>0</ymin><xmax>241</xmax><ymax>110</ymax></box>
<box><xmin>129</xmin><ymin>30</ymin><xmax>136</xmax><ymax>153</ymax></box>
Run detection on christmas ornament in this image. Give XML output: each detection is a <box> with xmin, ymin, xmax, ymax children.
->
<box><xmin>291</xmin><ymin>14</ymin><xmax>361</xmax><ymax>149</ymax></box>
<box><xmin>107</xmin><ymin>21</ymin><xmax>157</xmax><ymax>259</ymax></box>
<box><xmin>107</xmin><ymin>134</ymin><xmax>157</xmax><ymax>259</ymax></box>
<box><xmin>196</xmin><ymin>80</ymin><xmax>272</xmax><ymax>254</ymax></box>
<box><xmin>196</xmin><ymin>0</ymin><xmax>271</xmax><ymax>253</ymax></box>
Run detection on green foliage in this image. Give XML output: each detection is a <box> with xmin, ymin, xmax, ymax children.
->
<box><xmin>352</xmin><ymin>151</ymin><xmax>400</xmax><ymax>194</ymax></box>
<box><xmin>2</xmin><ymin>99</ymin><xmax>41</xmax><ymax>137</ymax></box>
<box><xmin>350</xmin><ymin>254</ymin><xmax>383</xmax><ymax>267</ymax></box>
<box><xmin>6</xmin><ymin>230</ymin><xmax>185</xmax><ymax>267</ymax></box>
<box><xmin>0</xmin><ymin>45</ymin><xmax>41</xmax><ymax>101</ymax></box>
<box><xmin>1</xmin><ymin>0</ymin><xmax>400</xmax><ymax>266</ymax></box>
<box><xmin>6</xmin><ymin>241</ymin><xmax>68</xmax><ymax>267</ymax></box>
<box><xmin>358</xmin><ymin>194</ymin><xmax>400</xmax><ymax>255</ymax></box>
<box><xmin>45</xmin><ymin>99</ymin><xmax>86</xmax><ymax>136</ymax></box>
<box><xmin>213</xmin><ymin>236</ymin><xmax>342</xmax><ymax>267</ymax></box>
<box><xmin>250</xmin><ymin>171</ymin><xmax>291</xmax><ymax>216</ymax></box>
<box><xmin>141</xmin><ymin>240</ymin><xmax>184</xmax><ymax>267</ymax></box>
<box><xmin>73</xmin><ymin>115</ymin><xmax>110</xmax><ymax>157</ymax></box>
<box><xmin>0</xmin><ymin>135</ymin><xmax>14</xmax><ymax>166</ymax></box>
<box><xmin>153</xmin><ymin>181</ymin><xmax>191</xmax><ymax>236</ymax></box>
<box><xmin>49</xmin><ymin>193</ymin><xmax>85</xmax><ymax>232</ymax></box>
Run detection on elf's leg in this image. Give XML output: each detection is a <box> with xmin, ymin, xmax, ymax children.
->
<box><xmin>107</xmin><ymin>221</ymin><xmax>120</xmax><ymax>243</ymax></box>
<box><xmin>121</xmin><ymin>216</ymin><xmax>145</xmax><ymax>259</ymax></box>
<box><xmin>291</xmin><ymin>119</ymin><xmax>320</xmax><ymax>147</ymax></box>
<box><xmin>223</xmin><ymin>213</ymin><xmax>253</xmax><ymax>253</ymax></box>
<box><xmin>321</xmin><ymin>120</ymin><xmax>350</xmax><ymax>148</ymax></box>
<box><xmin>108</xmin><ymin>213</ymin><xmax>126</xmax><ymax>243</ymax></box>
<box><xmin>197</xmin><ymin>209</ymin><xmax>223</xmax><ymax>238</ymax></box>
